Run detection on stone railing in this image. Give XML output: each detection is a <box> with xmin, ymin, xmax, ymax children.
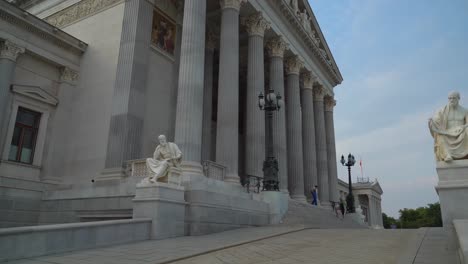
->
<box><xmin>202</xmin><ymin>160</ymin><xmax>226</xmax><ymax>181</ymax></box>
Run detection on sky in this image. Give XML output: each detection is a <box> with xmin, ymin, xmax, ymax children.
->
<box><xmin>309</xmin><ymin>0</ymin><xmax>468</xmax><ymax>218</ymax></box>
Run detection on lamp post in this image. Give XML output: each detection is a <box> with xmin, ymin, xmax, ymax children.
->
<box><xmin>340</xmin><ymin>153</ymin><xmax>356</xmax><ymax>213</ymax></box>
<box><xmin>258</xmin><ymin>89</ymin><xmax>283</xmax><ymax>191</ymax></box>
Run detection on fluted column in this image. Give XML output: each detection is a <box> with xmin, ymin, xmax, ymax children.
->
<box><xmin>102</xmin><ymin>0</ymin><xmax>153</xmax><ymax>177</ymax></box>
<box><xmin>284</xmin><ymin>56</ymin><xmax>306</xmax><ymax>202</ymax></box>
<box><xmin>216</xmin><ymin>0</ymin><xmax>246</xmax><ymax>183</ymax></box>
<box><xmin>174</xmin><ymin>0</ymin><xmax>207</xmax><ymax>174</ymax></box>
<box><xmin>325</xmin><ymin>95</ymin><xmax>338</xmax><ymax>202</ymax></box>
<box><xmin>266</xmin><ymin>37</ymin><xmax>288</xmax><ymax>193</ymax></box>
<box><xmin>201</xmin><ymin>32</ymin><xmax>216</xmax><ymax>162</ymax></box>
<box><xmin>242</xmin><ymin>12</ymin><xmax>270</xmax><ymax>178</ymax></box>
<box><xmin>0</xmin><ymin>40</ymin><xmax>24</xmax><ymax>160</ymax></box>
<box><xmin>313</xmin><ymin>83</ymin><xmax>330</xmax><ymax>205</ymax></box>
<box><xmin>301</xmin><ymin>71</ymin><xmax>318</xmax><ymax>199</ymax></box>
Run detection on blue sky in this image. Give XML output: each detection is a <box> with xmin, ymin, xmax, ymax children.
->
<box><xmin>309</xmin><ymin>0</ymin><xmax>468</xmax><ymax>217</ymax></box>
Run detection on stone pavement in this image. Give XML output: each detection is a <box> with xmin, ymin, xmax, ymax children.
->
<box><xmin>5</xmin><ymin>226</ymin><xmax>459</xmax><ymax>264</ymax></box>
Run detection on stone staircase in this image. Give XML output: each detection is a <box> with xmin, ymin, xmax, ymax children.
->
<box><xmin>281</xmin><ymin>199</ymin><xmax>367</xmax><ymax>229</ymax></box>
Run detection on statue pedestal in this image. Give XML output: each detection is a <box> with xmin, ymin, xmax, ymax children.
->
<box><xmin>133</xmin><ymin>182</ymin><xmax>186</xmax><ymax>240</ymax></box>
<box><xmin>435</xmin><ymin>160</ymin><xmax>468</xmax><ymax>250</ymax></box>
<box><xmin>260</xmin><ymin>191</ymin><xmax>289</xmax><ymax>224</ymax></box>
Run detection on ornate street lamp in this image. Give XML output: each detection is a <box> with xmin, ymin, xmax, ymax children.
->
<box><xmin>258</xmin><ymin>89</ymin><xmax>283</xmax><ymax>191</ymax></box>
<box><xmin>341</xmin><ymin>153</ymin><xmax>356</xmax><ymax>213</ymax></box>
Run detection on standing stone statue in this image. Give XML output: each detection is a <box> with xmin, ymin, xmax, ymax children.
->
<box><xmin>144</xmin><ymin>135</ymin><xmax>182</xmax><ymax>183</ymax></box>
<box><xmin>429</xmin><ymin>91</ymin><xmax>468</xmax><ymax>161</ymax></box>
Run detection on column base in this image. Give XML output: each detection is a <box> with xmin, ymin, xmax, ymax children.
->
<box><xmin>224</xmin><ymin>173</ymin><xmax>241</xmax><ymax>184</ymax></box>
<box><xmin>96</xmin><ymin>167</ymin><xmax>126</xmax><ymax>181</ymax></box>
<box><xmin>290</xmin><ymin>194</ymin><xmax>307</xmax><ymax>203</ymax></box>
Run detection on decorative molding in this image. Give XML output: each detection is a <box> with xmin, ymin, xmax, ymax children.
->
<box><xmin>284</xmin><ymin>55</ymin><xmax>303</xmax><ymax>75</ymax></box>
<box><xmin>60</xmin><ymin>67</ymin><xmax>79</xmax><ymax>84</ymax></box>
<box><xmin>11</xmin><ymin>84</ymin><xmax>58</xmax><ymax>106</ymax></box>
<box><xmin>241</xmin><ymin>12</ymin><xmax>270</xmax><ymax>37</ymax></box>
<box><xmin>266</xmin><ymin>36</ymin><xmax>288</xmax><ymax>59</ymax></box>
<box><xmin>45</xmin><ymin>0</ymin><xmax>122</xmax><ymax>28</ymax></box>
<box><xmin>219</xmin><ymin>0</ymin><xmax>247</xmax><ymax>11</ymax></box>
<box><xmin>0</xmin><ymin>40</ymin><xmax>25</xmax><ymax>62</ymax></box>
<box><xmin>324</xmin><ymin>95</ymin><xmax>336</xmax><ymax>111</ymax></box>
<box><xmin>312</xmin><ymin>84</ymin><xmax>325</xmax><ymax>101</ymax></box>
<box><xmin>0</xmin><ymin>1</ymin><xmax>86</xmax><ymax>54</ymax></box>
<box><xmin>301</xmin><ymin>71</ymin><xmax>317</xmax><ymax>90</ymax></box>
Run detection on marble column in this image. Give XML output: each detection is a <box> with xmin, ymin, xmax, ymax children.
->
<box><xmin>0</xmin><ymin>40</ymin><xmax>24</xmax><ymax>161</ymax></box>
<box><xmin>201</xmin><ymin>32</ymin><xmax>216</xmax><ymax>162</ymax></box>
<box><xmin>266</xmin><ymin>37</ymin><xmax>288</xmax><ymax>193</ymax></box>
<box><xmin>216</xmin><ymin>0</ymin><xmax>246</xmax><ymax>183</ymax></box>
<box><xmin>174</xmin><ymin>0</ymin><xmax>207</xmax><ymax>174</ymax></box>
<box><xmin>102</xmin><ymin>0</ymin><xmax>153</xmax><ymax>177</ymax></box>
<box><xmin>367</xmin><ymin>194</ymin><xmax>373</xmax><ymax>225</ymax></box>
<box><xmin>313</xmin><ymin>83</ymin><xmax>330</xmax><ymax>205</ymax></box>
<box><xmin>301</xmin><ymin>71</ymin><xmax>318</xmax><ymax>199</ymax></box>
<box><xmin>242</xmin><ymin>12</ymin><xmax>270</xmax><ymax>178</ymax></box>
<box><xmin>284</xmin><ymin>56</ymin><xmax>306</xmax><ymax>202</ymax></box>
<box><xmin>325</xmin><ymin>95</ymin><xmax>338</xmax><ymax>202</ymax></box>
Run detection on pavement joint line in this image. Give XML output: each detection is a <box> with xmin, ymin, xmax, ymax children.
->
<box><xmin>156</xmin><ymin>226</ymin><xmax>308</xmax><ymax>264</ymax></box>
<box><xmin>411</xmin><ymin>228</ymin><xmax>429</xmax><ymax>264</ymax></box>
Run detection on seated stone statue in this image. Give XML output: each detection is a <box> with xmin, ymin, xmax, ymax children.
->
<box><xmin>429</xmin><ymin>91</ymin><xmax>468</xmax><ymax>161</ymax></box>
<box><xmin>144</xmin><ymin>135</ymin><xmax>182</xmax><ymax>183</ymax></box>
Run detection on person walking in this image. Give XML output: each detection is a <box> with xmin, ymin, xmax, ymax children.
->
<box><xmin>311</xmin><ymin>185</ymin><xmax>318</xmax><ymax>206</ymax></box>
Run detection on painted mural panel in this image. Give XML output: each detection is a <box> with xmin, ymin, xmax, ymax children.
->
<box><xmin>151</xmin><ymin>8</ymin><xmax>176</xmax><ymax>56</ymax></box>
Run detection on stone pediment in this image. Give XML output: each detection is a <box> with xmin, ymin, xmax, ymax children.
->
<box><xmin>11</xmin><ymin>84</ymin><xmax>58</xmax><ymax>106</ymax></box>
<box><xmin>371</xmin><ymin>180</ymin><xmax>383</xmax><ymax>195</ymax></box>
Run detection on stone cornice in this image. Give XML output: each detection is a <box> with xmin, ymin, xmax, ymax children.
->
<box><xmin>273</xmin><ymin>0</ymin><xmax>342</xmax><ymax>86</ymax></box>
<box><xmin>219</xmin><ymin>0</ymin><xmax>247</xmax><ymax>11</ymax></box>
<box><xmin>284</xmin><ymin>56</ymin><xmax>303</xmax><ymax>75</ymax></box>
<box><xmin>324</xmin><ymin>95</ymin><xmax>336</xmax><ymax>112</ymax></box>
<box><xmin>0</xmin><ymin>1</ymin><xmax>87</xmax><ymax>55</ymax></box>
<box><xmin>266</xmin><ymin>36</ymin><xmax>288</xmax><ymax>59</ymax></box>
<box><xmin>0</xmin><ymin>40</ymin><xmax>25</xmax><ymax>62</ymax></box>
<box><xmin>241</xmin><ymin>12</ymin><xmax>270</xmax><ymax>37</ymax></box>
<box><xmin>301</xmin><ymin>71</ymin><xmax>317</xmax><ymax>90</ymax></box>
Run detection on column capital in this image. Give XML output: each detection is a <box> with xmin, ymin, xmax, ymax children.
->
<box><xmin>241</xmin><ymin>12</ymin><xmax>270</xmax><ymax>37</ymax></box>
<box><xmin>284</xmin><ymin>56</ymin><xmax>303</xmax><ymax>75</ymax></box>
<box><xmin>0</xmin><ymin>40</ymin><xmax>25</xmax><ymax>62</ymax></box>
<box><xmin>60</xmin><ymin>67</ymin><xmax>79</xmax><ymax>84</ymax></box>
<box><xmin>324</xmin><ymin>95</ymin><xmax>336</xmax><ymax>112</ymax></box>
<box><xmin>313</xmin><ymin>84</ymin><xmax>326</xmax><ymax>101</ymax></box>
<box><xmin>219</xmin><ymin>0</ymin><xmax>247</xmax><ymax>11</ymax></box>
<box><xmin>206</xmin><ymin>30</ymin><xmax>218</xmax><ymax>50</ymax></box>
<box><xmin>266</xmin><ymin>36</ymin><xmax>288</xmax><ymax>59</ymax></box>
<box><xmin>301</xmin><ymin>71</ymin><xmax>317</xmax><ymax>90</ymax></box>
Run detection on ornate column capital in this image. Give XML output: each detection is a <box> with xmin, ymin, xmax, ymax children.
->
<box><xmin>241</xmin><ymin>12</ymin><xmax>271</xmax><ymax>37</ymax></box>
<box><xmin>312</xmin><ymin>84</ymin><xmax>325</xmax><ymax>101</ymax></box>
<box><xmin>0</xmin><ymin>40</ymin><xmax>25</xmax><ymax>62</ymax></box>
<box><xmin>266</xmin><ymin>36</ymin><xmax>288</xmax><ymax>59</ymax></box>
<box><xmin>324</xmin><ymin>95</ymin><xmax>336</xmax><ymax>112</ymax></box>
<box><xmin>60</xmin><ymin>67</ymin><xmax>79</xmax><ymax>84</ymax></box>
<box><xmin>302</xmin><ymin>71</ymin><xmax>317</xmax><ymax>90</ymax></box>
<box><xmin>219</xmin><ymin>0</ymin><xmax>247</xmax><ymax>11</ymax></box>
<box><xmin>284</xmin><ymin>56</ymin><xmax>303</xmax><ymax>75</ymax></box>
<box><xmin>206</xmin><ymin>31</ymin><xmax>218</xmax><ymax>50</ymax></box>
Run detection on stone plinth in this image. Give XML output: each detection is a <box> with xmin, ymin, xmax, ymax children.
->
<box><xmin>435</xmin><ymin>160</ymin><xmax>468</xmax><ymax>230</ymax></box>
<box><xmin>260</xmin><ymin>191</ymin><xmax>289</xmax><ymax>224</ymax></box>
<box><xmin>133</xmin><ymin>182</ymin><xmax>187</xmax><ymax>240</ymax></box>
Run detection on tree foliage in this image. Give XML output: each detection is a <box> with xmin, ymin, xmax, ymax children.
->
<box><xmin>382</xmin><ymin>202</ymin><xmax>442</xmax><ymax>229</ymax></box>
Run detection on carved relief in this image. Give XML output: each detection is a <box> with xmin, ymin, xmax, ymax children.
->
<box><xmin>284</xmin><ymin>56</ymin><xmax>303</xmax><ymax>75</ymax></box>
<box><xmin>241</xmin><ymin>12</ymin><xmax>270</xmax><ymax>37</ymax></box>
<box><xmin>313</xmin><ymin>83</ymin><xmax>325</xmax><ymax>101</ymax></box>
<box><xmin>302</xmin><ymin>71</ymin><xmax>317</xmax><ymax>89</ymax></box>
<box><xmin>0</xmin><ymin>40</ymin><xmax>25</xmax><ymax>61</ymax></box>
<box><xmin>60</xmin><ymin>67</ymin><xmax>79</xmax><ymax>84</ymax></box>
<box><xmin>266</xmin><ymin>36</ymin><xmax>288</xmax><ymax>58</ymax></box>
<box><xmin>45</xmin><ymin>0</ymin><xmax>122</xmax><ymax>28</ymax></box>
<box><xmin>219</xmin><ymin>0</ymin><xmax>247</xmax><ymax>11</ymax></box>
<box><xmin>324</xmin><ymin>95</ymin><xmax>336</xmax><ymax>111</ymax></box>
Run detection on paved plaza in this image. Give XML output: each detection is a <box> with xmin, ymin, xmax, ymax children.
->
<box><xmin>5</xmin><ymin>225</ymin><xmax>458</xmax><ymax>264</ymax></box>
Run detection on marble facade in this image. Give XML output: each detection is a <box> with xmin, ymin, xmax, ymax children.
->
<box><xmin>0</xmin><ymin>0</ymin><xmax>350</xmax><ymax>228</ymax></box>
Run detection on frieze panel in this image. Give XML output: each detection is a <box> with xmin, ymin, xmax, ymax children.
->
<box><xmin>45</xmin><ymin>0</ymin><xmax>122</xmax><ymax>28</ymax></box>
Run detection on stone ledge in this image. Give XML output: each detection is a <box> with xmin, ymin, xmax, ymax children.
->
<box><xmin>454</xmin><ymin>219</ymin><xmax>468</xmax><ymax>264</ymax></box>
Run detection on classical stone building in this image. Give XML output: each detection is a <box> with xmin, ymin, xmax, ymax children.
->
<box><xmin>0</xmin><ymin>0</ymin><xmax>364</xmax><ymax>230</ymax></box>
<box><xmin>337</xmin><ymin>178</ymin><xmax>384</xmax><ymax>228</ymax></box>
